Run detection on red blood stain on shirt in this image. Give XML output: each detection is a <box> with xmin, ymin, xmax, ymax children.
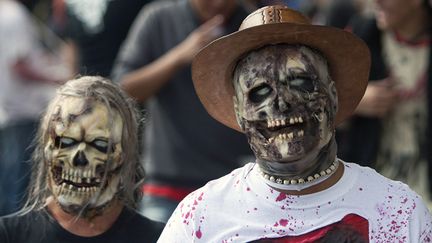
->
<box><xmin>276</xmin><ymin>192</ymin><xmax>287</xmax><ymax>202</ymax></box>
<box><xmin>196</xmin><ymin>227</ymin><xmax>202</xmax><ymax>239</ymax></box>
<box><xmin>279</xmin><ymin>219</ymin><xmax>288</xmax><ymax>226</ymax></box>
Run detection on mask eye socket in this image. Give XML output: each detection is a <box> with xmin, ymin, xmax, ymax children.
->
<box><xmin>91</xmin><ymin>139</ymin><xmax>109</xmax><ymax>153</ymax></box>
<box><xmin>249</xmin><ymin>84</ymin><xmax>273</xmax><ymax>103</ymax></box>
<box><xmin>54</xmin><ymin>136</ymin><xmax>78</xmax><ymax>149</ymax></box>
<box><xmin>289</xmin><ymin>76</ymin><xmax>315</xmax><ymax>93</ymax></box>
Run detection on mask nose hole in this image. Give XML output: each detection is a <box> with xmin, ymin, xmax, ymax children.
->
<box><xmin>276</xmin><ymin>95</ymin><xmax>290</xmax><ymax>111</ymax></box>
<box><xmin>73</xmin><ymin>151</ymin><xmax>89</xmax><ymax>167</ymax></box>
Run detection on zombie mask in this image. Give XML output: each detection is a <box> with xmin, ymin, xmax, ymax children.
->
<box><xmin>233</xmin><ymin>45</ymin><xmax>337</xmax><ymax>163</ymax></box>
<box><xmin>45</xmin><ymin>97</ymin><xmax>123</xmax><ymax>215</ymax></box>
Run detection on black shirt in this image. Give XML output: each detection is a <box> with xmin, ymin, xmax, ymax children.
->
<box><xmin>63</xmin><ymin>0</ymin><xmax>151</xmax><ymax>77</ymax></box>
<box><xmin>0</xmin><ymin>207</ymin><xmax>164</xmax><ymax>243</ymax></box>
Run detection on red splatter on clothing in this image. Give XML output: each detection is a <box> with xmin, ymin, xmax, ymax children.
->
<box><xmin>196</xmin><ymin>227</ymin><xmax>203</xmax><ymax>239</ymax></box>
<box><xmin>276</xmin><ymin>192</ymin><xmax>287</xmax><ymax>202</ymax></box>
<box><xmin>279</xmin><ymin>219</ymin><xmax>289</xmax><ymax>226</ymax></box>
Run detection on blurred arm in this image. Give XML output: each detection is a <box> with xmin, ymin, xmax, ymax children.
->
<box><xmin>354</xmin><ymin>78</ymin><xmax>398</xmax><ymax>118</ymax></box>
<box><xmin>113</xmin><ymin>11</ymin><xmax>224</xmax><ymax>102</ymax></box>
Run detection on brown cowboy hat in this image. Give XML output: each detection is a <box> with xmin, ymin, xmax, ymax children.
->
<box><xmin>192</xmin><ymin>5</ymin><xmax>370</xmax><ymax>132</ymax></box>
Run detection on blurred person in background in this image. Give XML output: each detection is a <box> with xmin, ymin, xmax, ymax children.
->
<box><xmin>336</xmin><ymin>0</ymin><xmax>432</xmax><ymax>208</ymax></box>
<box><xmin>58</xmin><ymin>0</ymin><xmax>153</xmax><ymax>77</ymax></box>
<box><xmin>0</xmin><ymin>0</ymin><xmax>71</xmax><ymax>216</ymax></box>
<box><xmin>299</xmin><ymin>0</ymin><xmax>365</xmax><ymax>28</ymax></box>
<box><xmin>111</xmin><ymin>0</ymin><xmax>253</xmax><ymax>223</ymax></box>
<box><xmin>325</xmin><ymin>0</ymin><xmax>365</xmax><ymax>29</ymax></box>
<box><xmin>241</xmin><ymin>0</ymin><xmax>302</xmax><ymax>11</ymax></box>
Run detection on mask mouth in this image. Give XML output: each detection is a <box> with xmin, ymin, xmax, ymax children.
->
<box><xmin>51</xmin><ymin>164</ymin><xmax>122</xmax><ymax>191</ymax></box>
<box><xmin>255</xmin><ymin>114</ymin><xmax>309</xmax><ymax>143</ymax></box>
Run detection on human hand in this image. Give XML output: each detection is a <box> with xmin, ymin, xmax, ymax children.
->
<box><xmin>354</xmin><ymin>78</ymin><xmax>398</xmax><ymax>118</ymax></box>
<box><xmin>174</xmin><ymin>15</ymin><xmax>224</xmax><ymax>64</ymax></box>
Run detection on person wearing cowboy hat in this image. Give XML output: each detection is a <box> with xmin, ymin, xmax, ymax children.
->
<box><xmin>158</xmin><ymin>5</ymin><xmax>432</xmax><ymax>242</ymax></box>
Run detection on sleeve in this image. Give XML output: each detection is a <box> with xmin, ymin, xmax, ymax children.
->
<box><xmin>157</xmin><ymin>192</ymin><xmax>200</xmax><ymax>243</ymax></box>
<box><xmin>157</xmin><ymin>205</ymin><xmax>192</xmax><ymax>242</ymax></box>
<box><xmin>110</xmin><ymin>4</ymin><xmax>160</xmax><ymax>83</ymax></box>
<box><xmin>409</xmin><ymin>196</ymin><xmax>432</xmax><ymax>242</ymax></box>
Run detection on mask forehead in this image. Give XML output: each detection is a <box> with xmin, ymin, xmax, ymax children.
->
<box><xmin>54</xmin><ymin>97</ymin><xmax>123</xmax><ymax>143</ymax></box>
<box><xmin>235</xmin><ymin>47</ymin><xmax>306</xmax><ymax>89</ymax></box>
<box><xmin>233</xmin><ymin>45</ymin><xmax>336</xmax><ymax>165</ymax></box>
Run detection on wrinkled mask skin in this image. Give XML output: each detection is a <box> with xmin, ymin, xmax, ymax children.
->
<box><xmin>233</xmin><ymin>45</ymin><xmax>338</xmax><ymax>178</ymax></box>
<box><xmin>45</xmin><ymin>97</ymin><xmax>123</xmax><ymax>216</ymax></box>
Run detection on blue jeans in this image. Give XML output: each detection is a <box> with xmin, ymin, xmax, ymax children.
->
<box><xmin>138</xmin><ymin>194</ymin><xmax>179</xmax><ymax>223</ymax></box>
<box><xmin>0</xmin><ymin>120</ymin><xmax>38</xmax><ymax>216</ymax></box>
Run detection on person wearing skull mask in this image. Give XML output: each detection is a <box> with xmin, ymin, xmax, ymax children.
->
<box><xmin>158</xmin><ymin>6</ymin><xmax>432</xmax><ymax>242</ymax></box>
<box><xmin>0</xmin><ymin>76</ymin><xmax>164</xmax><ymax>242</ymax></box>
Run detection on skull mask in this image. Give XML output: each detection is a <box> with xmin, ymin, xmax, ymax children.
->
<box><xmin>233</xmin><ymin>45</ymin><xmax>337</xmax><ymax>170</ymax></box>
<box><xmin>45</xmin><ymin>96</ymin><xmax>123</xmax><ymax>215</ymax></box>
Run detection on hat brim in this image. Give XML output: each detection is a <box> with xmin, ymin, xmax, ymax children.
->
<box><xmin>192</xmin><ymin>23</ymin><xmax>371</xmax><ymax>132</ymax></box>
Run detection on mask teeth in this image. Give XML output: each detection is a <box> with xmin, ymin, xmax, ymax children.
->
<box><xmin>267</xmin><ymin>116</ymin><xmax>304</xmax><ymax>128</ymax></box>
<box><xmin>298</xmin><ymin>130</ymin><xmax>304</xmax><ymax>137</ymax></box>
<box><xmin>57</xmin><ymin>168</ymin><xmax>99</xmax><ymax>187</ymax></box>
<box><xmin>268</xmin><ymin>130</ymin><xmax>304</xmax><ymax>143</ymax></box>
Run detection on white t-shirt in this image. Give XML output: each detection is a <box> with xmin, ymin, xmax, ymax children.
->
<box><xmin>158</xmin><ymin>161</ymin><xmax>432</xmax><ymax>242</ymax></box>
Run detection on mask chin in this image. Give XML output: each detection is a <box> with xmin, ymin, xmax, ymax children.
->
<box><xmin>50</xmin><ymin>164</ymin><xmax>122</xmax><ymax>215</ymax></box>
<box><xmin>244</xmin><ymin>110</ymin><xmax>329</xmax><ymax>163</ymax></box>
